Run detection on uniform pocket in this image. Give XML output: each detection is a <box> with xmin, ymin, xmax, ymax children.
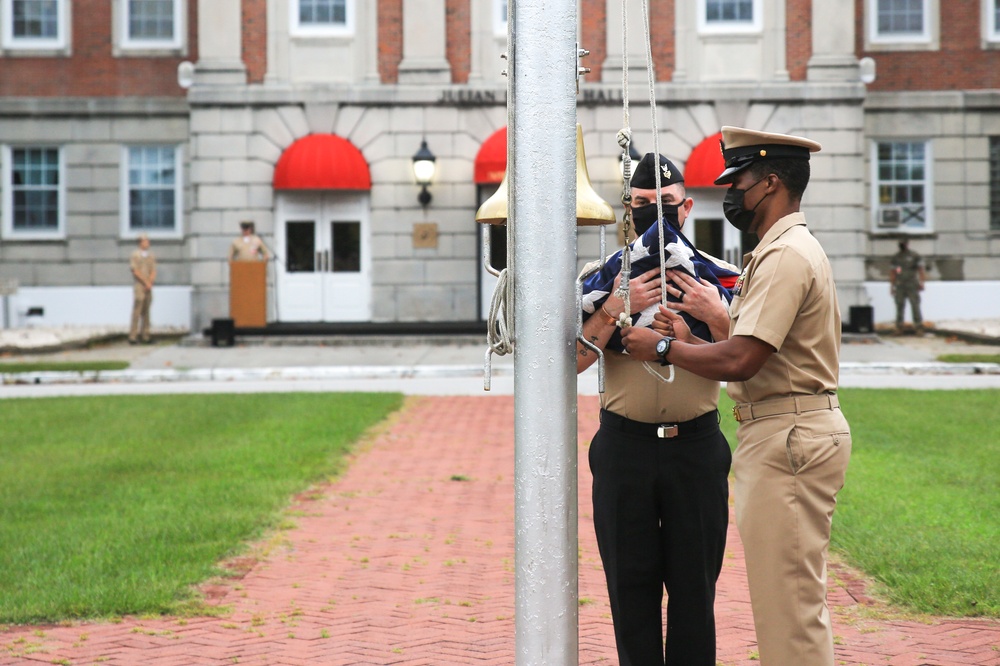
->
<box><xmin>786</xmin><ymin>428</ymin><xmax>852</xmax><ymax>475</ymax></box>
<box><xmin>729</xmin><ymin>295</ymin><xmax>744</xmax><ymax>318</ymax></box>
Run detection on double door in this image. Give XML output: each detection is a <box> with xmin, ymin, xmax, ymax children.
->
<box><xmin>275</xmin><ymin>192</ymin><xmax>371</xmax><ymax>322</ymax></box>
<box><xmin>685</xmin><ymin>190</ymin><xmax>755</xmax><ymax>268</ymax></box>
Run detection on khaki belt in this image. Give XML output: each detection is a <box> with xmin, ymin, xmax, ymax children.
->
<box><xmin>732</xmin><ymin>394</ymin><xmax>839</xmax><ymax>423</ymax></box>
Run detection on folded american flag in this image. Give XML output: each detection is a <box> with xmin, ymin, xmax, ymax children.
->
<box><xmin>581</xmin><ymin>220</ymin><xmax>740</xmax><ymax>350</ymax></box>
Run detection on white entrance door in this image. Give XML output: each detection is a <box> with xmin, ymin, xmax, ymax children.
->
<box><xmin>275</xmin><ymin>192</ymin><xmax>371</xmax><ymax>322</ymax></box>
<box><xmin>477</xmin><ymin>184</ymin><xmax>507</xmax><ymax>320</ymax></box>
<box><xmin>685</xmin><ymin>189</ymin><xmax>749</xmax><ymax>267</ymax></box>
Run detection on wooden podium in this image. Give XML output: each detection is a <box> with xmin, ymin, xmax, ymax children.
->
<box><xmin>229</xmin><ymin>261</ymin><xmax>267</xmax><ymax>328</ymax></box>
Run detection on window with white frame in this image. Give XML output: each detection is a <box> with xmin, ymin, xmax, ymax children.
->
<box><xmin>2</xmin><ymin>146</ymin><xmax>64</xmax><ymax>239</ymax></box>
<box><xmin>1</xmin><ymin>0</ymin><xmax>67</xmax><ymax>50</ymax></box>
<box><xmin>494</xmin><ymin>0</ymin><xmax>507</xmax><ymax>35</ymax></box>
<box><xmin>122</xmin><ymin>145</ymin><xmax>182</xmax><ymax>236</ymax></box>
<box><xmin>699</xmin><ymin>0</ymin><xmax>762</xmax><ymax>33</ymax></box>
<box><xmin>986</xmin><ymin>0</ymin><xmax>1000</xmax><ymax>42</ymax></box>
<box><xmin>290</xmin><ymin>0</ymin><xmax>353</xmax><ymax>36</ymax></box>
<box><xmin>869</xmin><ymin>0</ymin><xmax>931</xmax><ymax>43</ymax></box>
<box><xmin>872</xmin><ymin>140</ymin><xmax>933</xmax><ymax>232</ymax></box>
<box><xmin>121</xmin><ymin>0</ymin><xmax>182</xmax><ymax>50</ymax></box>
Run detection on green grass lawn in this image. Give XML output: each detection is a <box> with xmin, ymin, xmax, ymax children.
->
<box><xmin>1</xmin><ymin>389</ymin><xmax>996</xmax><ymax>624</ymax></box>
<box><xmin>937</xmin><ymin>353</ymin><xmax>1000</xmax><ymax>364</ymax></box>
<box><xmin>719</xmin><ymin>389</ymin><xmax>999</xmax><ymax>618</ymax></box>
<box><xmin>0</xmin><ymin>392</ymin><xmax>402</xmax><ymax>624</ymax></box>
<box><xmin>0</xmin><ymin>361</ymin><xmax>130</xmax><ymax>373</ymax></box>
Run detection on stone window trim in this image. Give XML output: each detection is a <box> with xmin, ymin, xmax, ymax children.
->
<box><xmin>870</xmin><ymin>139</ymin><xmax>935</xmax><ymax>235</ymax></box>
<box><xmin>697</xmin><ymin>0</ymin><xmax>763</xmax><ymax>35</ymax></box>
<box><xmin>865</xmin><ymin>0</ymin><xmax>940</xmax><ymax>52</ymax></box>
<box><xmin>990</xmin><ymin>136</ymin><xmax>1000</xmax><ymax>231</ymax></box>
<box><xmin>1</xmin><ymin>144</ymin><xmax>67</xmax><ymax>241</ymax></box>
<box><xmin>119</xmin><ymin>144</ymin><xmax>185</xmax><ymax>241</ymax></box>
<box><xmin>114</xmin><ymin>0</ymin><xmax>186</xmax><ymax>55</ymax></box>
<box><xmin>289</xmin><ymin>0</ymin><xmax>354</xmax><ymax>38</ymax></box>
<box><xmin>0</xmin><ymin>0</ymin><xmax>71</xmax><ymax>55</ymax></box>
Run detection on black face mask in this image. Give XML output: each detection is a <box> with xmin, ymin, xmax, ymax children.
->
<box><xmin>723</xmin><ymin>178</ymin><xmax>768</xmax><ymax>233</ymax></box>
<box><xmin>632</xmin><ymin>202</ymin><xmax>681</xmax><ymax>236</ymax></box>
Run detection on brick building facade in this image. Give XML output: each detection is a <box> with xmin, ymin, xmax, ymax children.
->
<box><xmin>1</xmin><ymin>0</ymin><xmax>999</xmax><ymax>331</ymax></box>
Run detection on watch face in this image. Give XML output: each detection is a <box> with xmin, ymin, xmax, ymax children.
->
<box><xmin>656</xmin><ymin>338</ymin><xmax>668</xmax><ymax>355</ymax></box>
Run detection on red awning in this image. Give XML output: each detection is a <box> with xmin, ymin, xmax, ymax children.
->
<box><xmin>273</xmin><ymin>134</ymin><xmax>371</xmax><ymax>190</ymax></box>
<box><xmin>684</xmin><ymin>132</ymin><xmax>725</xmax><ymax>188</ymax></box>
<box><xmin>474</xmin><ymin>127</ymin><xmax>507</xmax><ymax>184</ymax></box>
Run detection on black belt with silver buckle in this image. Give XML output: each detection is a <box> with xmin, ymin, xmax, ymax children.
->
<box><xmin>599</xmin><ymin>409</ymin><xmax>719</xmax><ymax>439</ymax></box>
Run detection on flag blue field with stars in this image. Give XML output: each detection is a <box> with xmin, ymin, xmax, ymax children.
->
<box><xmin>581</xmin><ymin>219</ymin><xmax>740</xmax><ymax>351</ymax></box>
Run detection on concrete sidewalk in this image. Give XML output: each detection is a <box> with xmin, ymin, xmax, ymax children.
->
<box><xmin>1</xmin><ymin>396</ymin><xmax>997</xmax><ymax>665</ymax></box>
<box><xmin>2</xmin><ymin>320</ymin><xmax>1000</xmax><ymax>398</ymax></box>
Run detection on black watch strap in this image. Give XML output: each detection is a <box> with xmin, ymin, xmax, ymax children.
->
<box><xmin>656</xmin><ymin>336</ymin><xmax>674</xmax><ymax>366</ymax></box>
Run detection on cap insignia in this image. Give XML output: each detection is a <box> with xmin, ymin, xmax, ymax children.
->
<box><xmin>662</xmin><ymin>164</ymin><xmax>671</xmax><ymax>180</ymax></box>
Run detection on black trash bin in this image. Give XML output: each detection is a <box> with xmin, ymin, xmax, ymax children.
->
<box><xmin>849</xmin><ymin>306</ymin><xmax>874</xmax><ymax>334</ymax></box>
<box><xmin>211</xmin><ymin>318</ymin><xmax>235</xmax><ymax>347</ymax></box>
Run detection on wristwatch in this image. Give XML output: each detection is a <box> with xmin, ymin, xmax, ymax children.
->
<box><xmin>655</xmin><ymin>336</ymin><xmax>675</xmax><ymax>366</ymax></box>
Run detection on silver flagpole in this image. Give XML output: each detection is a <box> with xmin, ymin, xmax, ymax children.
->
<box><xmin>508</xmin><ymin>0</ymin><xmax>579</xmax><ymax>664</ymax></box>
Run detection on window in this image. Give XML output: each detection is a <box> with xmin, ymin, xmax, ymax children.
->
<box><xmin>868</xmin><ymin>0</ymin><xmax>932</xmax><ymax>44</ymax></box>
<box><xmin>331</xmin><ymin>221</ymin><xmax>360</xmax><ymax>272</ymax></box>
<box><xmin>985</xmin><ymin>0</ymin><xmax>1000</xmax><ymax>43</ymax></box>
<box><xmin>121</xmin><ymin>0</ymin><xmax>182</xmax><ymax>50</ymax></box>
<box><xmin>698</xmin><ymin>0</ymin><xmax>762</xmax><ymax>33</ymax></box>
<box><xmin>872</xmin><ymin>140</ymin><xmax>933</xmax><ymax>232</ymax></box>
<box><xmin>121</xmin><ymin>146</ymin><xmax>182</xmax><ymax>237</ymax></box>
<box><xmin>494</xmin><ymin>0</ymin><xmax>507</xmax><ymax>35</ymax></box>
<box><xmin>1</xmin><ymin>0</ymin><xmax>67</xmax><ymax>50</ymax></box>
<box><xmin>2</xmin><ymin>146</ymin><xmax>65</xmax><ymax>239</ymax></box>
<box><xmin>290</xmin><ymin>0</ymin><xmax>353</xmax><ymax>36</ymax></box>
<box><xmin>990</xmin><ymin>137</ymin><xmax>1000</xmax><ymax>231</ymax></box>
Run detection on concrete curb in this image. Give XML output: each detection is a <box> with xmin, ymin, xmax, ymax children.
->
<box><xmin>4</xmin><ymin>361</ymin><xmax>998</xmax><ymax>386</ymax></box>
<box><xmin>839</xmin><ymin>361</ymin><xmax>1000</xmax><ymax>375</ymax></box>
<box><xmin>1</xmin><ymin>364</ymin><xmax>513</xmax><ymax>385</ymax></box>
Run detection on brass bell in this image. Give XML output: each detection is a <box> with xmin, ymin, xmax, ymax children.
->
<box><xmin>475</xmin><ymin>169</ymin><xmax>509</xmax><ymax>225</ymax></box>
<box><xmin>573</xmin><ymin>124</ymin><xmax>616</xmax><ymax>226</ymax></box>
<box><xmin>475</xmin><ymin>124</ymin><xmax>616</xmax><ymax>226</ymax></box>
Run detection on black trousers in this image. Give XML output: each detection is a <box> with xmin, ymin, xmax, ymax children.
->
<box><xmin>589</xmin><ymin>410</ymin><xmax>732</xmax><ymax>666</ymax></box>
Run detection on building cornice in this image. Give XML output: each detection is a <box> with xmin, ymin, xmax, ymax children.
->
<box><xmin>184</xmin><ymin>81</ymin><xmax>867</xmax><ymax>107</ymax></box>
<box><xmin>0</xmin><ymin>97</ymin><xmax>190</xmax><ymax>117</ymax></box>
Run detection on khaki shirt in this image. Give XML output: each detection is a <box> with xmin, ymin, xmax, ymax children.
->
<box><xmin>727</xmin><ymin>212</ymin><xmax>841</xmax><ymax>404</ymax></box>
<box><xmin>601</xmin><ymin>350</ymin><xmax>722</xmax><ymax>423</ymax></box>
<box><xmin>230</xmin><ymin>235</ymin><xmax>268</xmax><ymax>261</ymax></box>
<box><xmin>130</xmin><ymin>249</ymin><xmax>156</xmax><ymax>285</ymax></box>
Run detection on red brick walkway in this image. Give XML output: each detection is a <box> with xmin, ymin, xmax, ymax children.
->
<box><xmin>2</xmin><ymin>396</ymin><xmax>998</xmax><ymax>665</ymax></box>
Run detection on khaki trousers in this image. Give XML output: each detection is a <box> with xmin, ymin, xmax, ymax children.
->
<box><xmin>733</xmin><ymin>407</ymin><xmax>851</xmax><ymax>666</ymax></box>
<box><xmin>129</xmin><ymin>284</ymin><xmax>152</xmax><ymax>342</ymax></box>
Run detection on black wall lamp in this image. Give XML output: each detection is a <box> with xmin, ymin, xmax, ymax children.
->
<box><xmin>412</xmin><ymin>139</ymin><xmax>436</xmax><ymax>206</ymax></box>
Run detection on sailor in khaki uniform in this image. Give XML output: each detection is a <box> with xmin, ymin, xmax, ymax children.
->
<box><xmin>577</xmin><ymin>154</ymin><xmax>736</xmax><ymax>666</ymax></box>
<box><xmin>128</xmin><ymin>234</ymin><xmax>156</xmax><ymax>344</ymax></box>
<box><xmin>622</xmin><ymin>127</ymin><xmax>852</xmax><ymax>665</ymax></box>
<box><xmin>230</xmin><ymin>221</ymin><xmax>270</xmax><ymax>262</ymax></box>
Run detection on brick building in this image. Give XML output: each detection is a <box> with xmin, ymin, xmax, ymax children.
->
<box><xmin>1</xmin><ymin>0</ymin><xmax>999</xmax><ymax>331</ymax></box>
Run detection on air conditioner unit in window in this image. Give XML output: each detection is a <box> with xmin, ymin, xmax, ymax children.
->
<box><xmin>877</xmin><ymin>206</ymin><xmax>902</xmax><ymax>228</ymax></box>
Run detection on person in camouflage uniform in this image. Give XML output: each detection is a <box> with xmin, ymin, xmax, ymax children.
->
<box><xmin>890</xmin><ymin>239</ymin><xmax>926</xmax><ymax>334</ymax></box>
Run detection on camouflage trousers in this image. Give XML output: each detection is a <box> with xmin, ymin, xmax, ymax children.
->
<box><xmin>894</xmin><ymin>286</ymin><xmax>922</xmax><ymax>330</ymax></box>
